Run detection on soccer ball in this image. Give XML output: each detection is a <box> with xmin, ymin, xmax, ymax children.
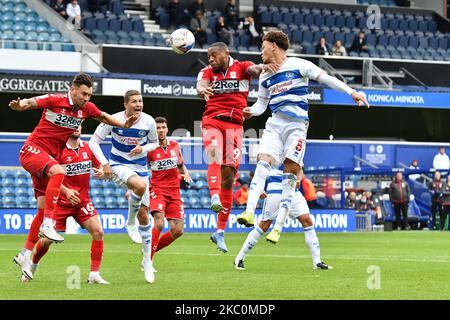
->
<box><xmin>169</xmin><ymin>28</ymin><xmax>195</xmax><ymax>54</ymax></box>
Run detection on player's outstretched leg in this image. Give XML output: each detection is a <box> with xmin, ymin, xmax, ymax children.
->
<box><xmin>39</xmin><ymin>167</ymin><xmax>65</xmax><ymax>243</ymax></box>
<box><xmin>208</xmin><ymin>162</ymin><xmax>223</xmax><ymax>213</ymax></box>
<box><xmin>237</xmin><ymin>159</ymin><xmax>271</xmax><ymax>227</ymax></box>
<box><xmin>14</xmin><ymin>203</ymin><xmax>45</xmax><ymax>281</ymax></box>
<box><xmin>137</xmin><ymin>206</ymin><xmax>154</xmax><ymax>283</ymax></box>
<box><xmin>210</xmin><ymin>166</ymin><xmax>235</xmax><ymax>253</ymax></box>
<box><xmin>234</xmin><ymin>225</ymin><xmax>266</xmax><ymax>270</ymax></box>
<box><xmin>266</xmin><ymin>171</ymin><xmax>298</xmax><ymax>243</ymax></box>
<box><xmin>299</xmin><ymin>215</ymin><xmax>332</xmax><ymax>270</ymax></box>
<box><xmin>126</xmin><ymin>191</ymin><xmax>144</xmax><ymax>244</ymax></box>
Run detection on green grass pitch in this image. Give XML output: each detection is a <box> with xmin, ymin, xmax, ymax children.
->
<box><xmin>1</xmin><ymin>231</ymin><xmax>450</xmax><ymax>300</ymax></box>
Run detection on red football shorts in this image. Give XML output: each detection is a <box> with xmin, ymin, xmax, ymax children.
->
<box><xmin>201</xmin><ymin>117</ymin><xmax>243</xmax><ymax>169</ymax></box>
<box><xmin>53</xmin><ymin>201</ymin><xmax>99</xmax><ymax>232</ymax></box>
<box><xmin>150</xmin><ymin>192</ymin><xmax>185</xmax><ymax>220</ymax></box>
<box><xmin>19</xmin><ymin>143</ymin><xmax>60</xmax><ymax>198</ymax></box>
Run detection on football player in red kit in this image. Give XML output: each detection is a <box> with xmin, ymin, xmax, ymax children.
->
<box><xmin>135</xmin><ymin>117</ymin><xmax>191</xmax><ymax>283</ymax></box>
<box><xmin>22</xmin><ymin>126</ymin><xmax>109</xmax><ymax>284</ymax></box>
<box><xmin>11</xmin><ymin>73</ymin><xmax>137</xmax><ymax>280</ymax></box>
<box><xmin>196</xmin><ymin>42</ymin><xmax>278</xmax><ymax>252</ymax></box>
<box><xmin>148</xmin><ymin>116</ymin><xmax>191</xmax><ymax>255</ymax></box>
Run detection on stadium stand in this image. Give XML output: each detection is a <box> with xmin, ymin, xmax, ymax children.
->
<box><xmin>255</xmin><ymin>3</ymin><xmax>447</xmax><ymax>61</ymax></box>
<box><xmin>0</xmin><ymin>0</ymin><xmax>74</xmax><ymax>51</ymax></box>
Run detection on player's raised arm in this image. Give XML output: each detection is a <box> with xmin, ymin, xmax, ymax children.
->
<box><xmin>197</xmin><ymin>79</ymin><xmax>214</xmax><ymax>102</ymax></box>
<box><xmin>94</xmin><ymin>111</ymin><xmax>138</xmax><ymax>128</ymax></box>
<box><xmin>89</xmin><ymin>123</ymin><xmax>113</xmax><ymax>179</ymax></box>
<box><xmin>306</xmin><ymin>61</ymin><xmax>370</xmax><ymax>108</ymax></box>
<box><xmin>8</xmin><ymin>97</ymin><xmax>39</xmax><ymax>111</ymax></box>
<box><xmin>246</xmin><ymin>63</ymin><xmax>280</xmax><ymax>78</ymax></box>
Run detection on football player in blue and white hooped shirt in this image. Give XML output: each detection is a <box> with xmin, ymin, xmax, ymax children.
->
<box><xmin>237</xmin><ymin>31</ymin><xmax>369</xmax><ymax>243</ymax></box>
<box><xmin>89</xmin><ymin>90</ymin><xmax>159</xmax><ymax>253</ymax></box>
<box><xmin>235</xmin><ymin>167</ymin><xmax>332</xmax><ymax>270</ymax></box>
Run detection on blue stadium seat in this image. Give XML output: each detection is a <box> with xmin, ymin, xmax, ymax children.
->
<box><xmin>439</xmin><ymin>38</ymin><xmax>448</xmax><ymax>49</ymax></box>
<box><xmin>2</xmin><ymin>178</ymin><xmax>15</xmax><ymax>187</ymax></box>
<box><xmin>271</xmin><ymin>12</ymin><xmax>282</xmax><ymax>25</ymax></box>
<box><xmin>120</xmin><ymin>18</ymin><xmax>132</xmax><ymax>32</ymax></box>
<box><xmin>93</xmin><ymin>196</ymin><xmax>105</xmax><ymax>208</ymax></box>
<box><xmin>398</xmin><ymin>20</ymin><xmax>408</xmax><ymax>31</ymax></box>
<box><xmin>198</xmin><ymin>188</ymin><xmax>209</xmax><ymax>197</ymax></box>
<box><xmin>29</xmin><ymin>196</ymin><xmax>37</xmax><ymax>208</ymax></box>
<box><xmin>345</xmin><ymin>16</ymin><xmax>355</xmax><ymax>29</ymax></box>
<box><xmin>189</xmin><ymin>196</ymin><xmax>201</xmax><ymax>208</ymax></box>
<box><xmin>195</xmin><ymin>180</ymin><xmax>208</xmax><ymax>190</ymax></box>
<box><xmin>408</xmin><ymin>36</ymin><xmax>419</xmax><ymax>49</ymax></box>
<box><xmin>192</xmin><ymin>172</ymin><xmax>206</xmax><ymax>182</ymax></box>
<box><xmin>132</xmin><ymin>19</ymin><xmax>144</xmax><ymax>33</ymax></box>
<box><xmin>115</xmin><ymin>187</ymin><xmax>126</xmax><ymax>197</ymax></box>
<box><xmin>3</xmin><ymin>196</ymin><xmax>16</xmax><ymax>208</ymax></box>
<box><xmin>314</xmin><ymin>14</ymin><xmax>325</xmax><ymax>26</ymax></box>
<box><xmin>83</xmin><ymin>17</ymin><xmax>96</xmax><ymax>30</ymax></box>
<box><xmin>186</xmin><ymin>189</ymin><xmax>199</xmax><ymax>198</ymax></box>
<box><xmin>388</xmin><ymin>19</ymin><xmax>398</xmax><ymax>30</ymax></box>
<box><xmin>90</xmin><ymin>188</ymin><xmax>104</xmax><ymax>198</ymax></box>
<box><xmin>117</xmin><ymin>196</ymin><xmax>128</xmax><ymax>208</ymax></box>
<box><xmin>428</xmin><ymin>20</ymin><xmax>437</xmax><ymax>33</ymax></box>
<box><xmin>96</xmin><ymin>17</ymin><xmax>108</xmax><ymax>31</ymax></box>
<box><xmin>408</xmin><ymin>20</ymin><xmax>418</xmax><ymax>31</ymax></box>
<box><xmin>261</xmin><ymin>11</ymin><xmax>271</xmax><ymax>25</ymax></box>
<box><xmin>200</xmin><ymin>196</ymin><xmax>210</xmax><ymax>208</ymax></box>
<box><xmin>15</xmin><ymin>187</ymin><xmax>28</xmax><ymax>196</ymax></box>
<box><xmin>16</xmin><ymin>195</ymin><xmax>29</xmax><ymax>208</ymax></box>
<box><xmin>103</xmin><ymin>188</ymin><xmax>116</xmax><ymax>197</ymax></box>
<box><xmin>304</xmin><ymin>14</ymin><xmax>313</xmax><ymax>26</ymax></box>
<box><xmin>105</xmin><ymin>196</ymin><xmax>117</xmax><ymax>208</ymax></box>
<box><xmin>108</xmin><ymin>18</ymin><xmax>120</xmax><ymax>32</ymax></box>
<box><xmin>282</xmin><ymin>12</ymin><xmax>293</xmax><ymax>24</ymax></box>
<box><xmin>293</xmin><ymin>13</ymin><xmax>303</xmax><ymax>25</ymax></box>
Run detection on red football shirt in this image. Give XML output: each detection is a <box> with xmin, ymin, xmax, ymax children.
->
<box><xmin>147</xmin><ymin>139</ymin><xmax>184</xmax><ymax>199</ymax></box>
<box><xmin>58</xmin><ymin>140</ymin><xmax>100</xmax><ymax>206</ymax></box>
<box><xmin>26</xmin><ymin>93</ymin><xmax>102</xmax><ymax>159</ymax></box>
<box><xmin>198</xmin><ymin>57</ymin><xmax>254</xmax><ymax>125</ymax></box>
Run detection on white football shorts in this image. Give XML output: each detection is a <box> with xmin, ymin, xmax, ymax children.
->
<box><xmin>111</xmin><ymin>165</ymin><xmax>150</xmax><ymax>207</ymax></box>
<box><xmin>261</xmin><ymin>191</ymin><xmax>310</xmax><ymax>221</ymax></box>
<box><xmin>257</xmin><ymin>113</ymin><xmax>308</xmax><ymax>166</ymax></box>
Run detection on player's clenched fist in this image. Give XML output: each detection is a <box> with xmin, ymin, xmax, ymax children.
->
<box><xmin>243</xmin><ymin>107</ymin><xmax>253</xmax><ymax>120</ymax></box>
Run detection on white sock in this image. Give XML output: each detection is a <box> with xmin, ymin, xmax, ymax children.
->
<box><xmin>89</xmin><ymin>271</ymin><xmax>99</xmax><ymax>276</ymax></box>
<box><xmin>273</xmin><ymin>173</ymin><xmax>297</xmax><ymax>231</ymax></box>
<box><xmin>21</xmin><ymin>248</ymin><xmax>32</xmax><ymax>259</ymax></box>
<box><xmin>138</xmin><ymin>223</ymin><xmax>152</xmax><ymax>263</ymax></box>
<box><xmin>127</xmin><ymin>191</ymin><xmax>142</xmax><ymax>226</ymax></box>
<box><xmin>304</xmin><ymin>225</ymin><xmax>321</xmax><ymax>265</ymax></box>
<box><xmin>43</xmin><ymin>217</ymin><xmax>53</xmax><ymax>228</ymax></box>
<box><xmin>245</xmin><ymin>160</ymin><xmax>271</xmax><ymax>214</ymax></box>
<box><xmin>236</xmin><ymin>226</ymin><xmax>264</xmax><ymax>262</ymax></box>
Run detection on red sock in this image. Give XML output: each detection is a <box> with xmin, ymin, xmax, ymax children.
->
<box><xmin>217</xmin><ymin>188</ymin><xmax>233</xmax><ymax>230</ymax></box>
<box><xmin>90</xmin><ymin>239</ymin><xmax>104</xmax><ymax>272</ymax></box>
<box><xmin>151</xmin><ymin>228</ymin><xmax>161</xmax><ymax>260</ymax></box>
<box><xmin>44</xmin><ymin>173</ymin><xmax>64</xmax><ymax>218</ymax></box>
<box><xmin>32</xmin><ymin>239</ymin><xmax>49</xmax><ymax>264</ymax></box>
<box><xmin>156</xmin><ymin>231</ymin><xmax>175</xmax><ymax>252</ymax></box>
<box><xmin>207</xmin><ymin>163</ymin><xmax>221</xmax><ymax>196</ymax></box>
<box><xmin>25</xmin><ymin>208</ymin><xmax>44</xmax><ymax>251</ymax></box>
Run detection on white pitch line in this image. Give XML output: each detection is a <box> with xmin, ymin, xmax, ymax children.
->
<box><xmin>1</xmin><ymin>248</ymin><xmax>449</xmax><ymax>263</ymax></box>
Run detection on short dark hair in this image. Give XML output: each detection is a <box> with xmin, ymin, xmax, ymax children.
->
<box><xmin>72</xmin><ymin>72</ymin><xmax>93</xmax><ymax>88</ymax></box>
<box><xmin>124</xmin><ymin>90</ymin><xmax>141</xmax><ymax>103</ymax></box>
<box><xmin>262</xmin><ymin>31</ymin><xmax>290</xmax><ymax>51</ymax></box>
<box><xmin>155</xmin><ymin>116</ymin><xmax>167</xmax><ymax>124</ymax></box>
<box><xmin>209</xmin><ymin>42</ymin><xmax>228</xmax><ymax>52</ymax></box>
